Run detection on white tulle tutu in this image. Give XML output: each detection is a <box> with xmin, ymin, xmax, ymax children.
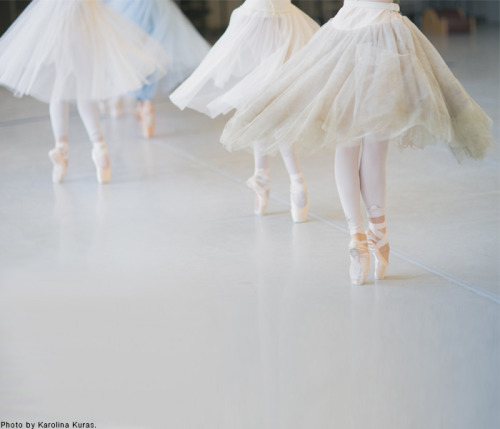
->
<box><xmin>0</xmin><ymin>0</ymin><xmax>168</xmax><ymax>103</ymax></box>
<box><xmin>221</xmin><ymin>0</ymin><xmax>493</xmax><ymax>161</ymax></box>
<box><xmin>103</xmin><ymin>0</ymin><xmax>210</xmax><ymax>93</ymax></box>
<box><xmin>170</xmin><ymin>0</ymin><xmax>319</xmax><ymax>118</ymax></box>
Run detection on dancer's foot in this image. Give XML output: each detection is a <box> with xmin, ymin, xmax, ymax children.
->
<box><xmin>48</xmin><ymin>141</ymin><xmax>68</xmax><ymax>183</ymax></box>
<box><xmin>246</xmin><ymin>169</ymin><xmax>270</xmax><ymax>216</ymax></box>
<box><xmin>137</xmin><ymin>100</ymin><xmax>154</xmax><ymax>138</ymax></box>
<box><xmin>349</xmin><ymin>233</ymin><xmax>370</xmax><ymax>285</ymax></box>
<box><xmin>290</xmin><ymin>173</ymin><xmax>309</xmax><ymax>223</ymax></box>
<box><xmin>91</xmin><ymin>140</ymin><xmax>111</xmax><ymax>184</ymax></box>
<box><xmin>367</xmin><ymin>223</ymin><xmax>389</xmax><ymax>280</ymax></box>
<box><xmin>109</xmin><ymin>98</ymin><xmax>122</xmax><ymax>119</ymax></box>
<box><xmin>98</xmin><ymin>100</ymin><xmax>107</xmax><ymax>116</ymax></box>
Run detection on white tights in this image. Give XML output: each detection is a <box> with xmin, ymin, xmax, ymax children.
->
<box><xmin>253</xmin><ymin>141</ymin><xmax>307</xmax><ymax>207</ymax></box>
<box><xmin>334</xmin><ymin>136</ymin><xmax>389</xmax><ymax>235</ymax></box>
<box><xmin>50</xmin><ymin>100</ymin><xmax>103</xmax><ymax>143</ymax></box>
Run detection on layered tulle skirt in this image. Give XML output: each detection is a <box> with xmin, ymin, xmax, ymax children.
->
<box><xmin>103</xmin><ymin>0</ymin><xmax>210</xmax><ymax>94</ymax></box>
<box><xmin>170</xmin><ymin>0</ymin><xmax>319</xmax><ymax>118</ymax></box>
<box><xmin>221</xmin><ymin>0</ymin><xmax>493</xmax><ymax>161</ymax></box>
<box><xmin>0</xmin><ymin>0</ymin><xmax>168</xmax><ymax>102</ymax></box>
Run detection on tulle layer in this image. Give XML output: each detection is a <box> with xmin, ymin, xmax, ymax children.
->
<box><xmin>0</xmin><ymin>0</ymin><xmax>167</xmax><ymax>102</ymax></box>
<box><xmin>104</xmin><ymin>0</ymin><xmax>210</xmax><ymax>93</ymax></box>
<box><xmin>169</xmin><ymin>0</ymin><xmax>319</xmax><ymax>118</ymax></box>
<box><xmin>221</xmin><ymin>5</ymin><xmax>493</xmax><ymax>161</ymax></box>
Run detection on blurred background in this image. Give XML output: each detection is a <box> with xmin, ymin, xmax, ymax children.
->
<box><xmin>1</xmin><ymin>0</ymin><xmax>499</xmax><ymax>41</ymax></box>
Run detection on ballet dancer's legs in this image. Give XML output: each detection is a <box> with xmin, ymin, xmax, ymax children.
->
<box><xmin>279</xmin><ymin>145</ymin><xmax>309</xmax><ymax>222</ymax></box>
<box><xmin>248</xmin><ymin>140</ymin><xmax>271</xmax><ymax>215</ymax></box>
<box><xmin>48</xmin><ymin>101</ymin><xmax>69</xmax><ymax>183</ymax></box>
<box><xmin>359</xmin><ymin>135</ymin><xmax>390</xmax><ymax>280</ymax></box>
<box><xmin>48</xmin><ymin>100</ymin><xmax>110</xmax><ymax>183</ymax></box>
<box><xmin>76</xmin><ymin>99</ymin><xmax>102</xmax><ymax>143</ymax></box>
<box><xmin>248</xmin><ymin>142</ymin><xmax>309</xmax><ymax>222</ymax></box>
<box><xmin>334</xmin><ymin>136</ymin><xmax>390</xmax><ymax>284</ymax></box>
<box><xmin>98</xmin><ymin>97</ymin><xmax>122</xmax><ymax>119</ymax></box>
<box><xmin>335</xmin><ymin>142</ymin><xmax>369</xmax><ymax>285</ymax></box>
<box><xmin>50</xmin><ymin>101</ymin><xmax>69</xmax><ymax>143</ymax></box>
<box><xmin>334</xmin><ymin>143</ymin><xmax>363</xmax><ymax>236</ymax></box>
<box><xmin>76</xmin><ymin>99</ymin><xmax>111</xmax><ymax>183</ymax></box>
<box><xmin>135</xmin><ymin>82</ymin><xmax>157</xmax><ymax>138</ymax></box>
<box><xmin>359</xmin><ymin>135</ymin><xmax>389</xmax><ymax>222</ymax></box>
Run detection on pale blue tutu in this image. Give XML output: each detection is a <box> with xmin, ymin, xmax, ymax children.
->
<box><xmin>103</xmin><ymin>0</ymin><xmax>210</xmax><ymax>98</ymax></box>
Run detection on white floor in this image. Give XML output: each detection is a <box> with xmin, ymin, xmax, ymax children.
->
<box><xmin>0</xmin><ymin>25</ymin><xmax>499</xmax><ymax>429</ymax></box>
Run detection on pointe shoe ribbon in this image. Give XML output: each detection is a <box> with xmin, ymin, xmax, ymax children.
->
<box><xmin>290</xmin><ymin>175</ymin><xmax>309</xmax><ymax>223</ymax></box>
<box><xmin>366</xmin><ymin>228</ymin><xmax>389</xmax><ymax>280</ymax></box>
<box><xmin>91</xmin><ymin>141</ymin><xmax>111</xmax><ymax>184</ymax></box>
<box><xmin>349</xmin><ymin>237</ymin><xmax>370</xmax><ymax>285</ymax></box>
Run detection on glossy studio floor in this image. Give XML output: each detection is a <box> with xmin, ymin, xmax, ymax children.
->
<box><xmin>0</xmin><ymin>25</ymin><xmax>499</xmax><ymax>429</ymax></box>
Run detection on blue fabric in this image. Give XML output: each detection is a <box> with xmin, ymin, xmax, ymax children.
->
<box><xmin>102</xmin><ymin>0</ymin><xmax>210</xmax><ymax>96</ymax></box>
<box><xmin>133</xmin><ymin>81</ymin><xmax>157</xmax><ymax>101</ymax></box>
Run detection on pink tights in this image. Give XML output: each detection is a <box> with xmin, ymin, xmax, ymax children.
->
<box><xmin>334</xmin><ymin>135</ymin><xmax>389</xmax><ymax>235</ymax></box>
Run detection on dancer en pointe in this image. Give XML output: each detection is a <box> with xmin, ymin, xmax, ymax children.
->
<box><xmin>0</xmin><ymin>0</ymin><xmax>167</xmax><ymax>183</ymax></box>
<box><xmin>170</xmin><ymin>0</ymin><xmax>319</xmax><ymax>222</ymax></box>
<box><xmin>103</xmin><ymin>0</ymin><xmax>210</xmax><ymax>138</ymax></box>
<box><xmin>221</xmin><ymin>0</ymin><xmax>493</xmax><ymax>284</ymax></box>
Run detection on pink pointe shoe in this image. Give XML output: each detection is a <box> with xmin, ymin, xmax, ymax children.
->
<box><xmin>48</xmin><ymin>144</ymin><xmax>68</xmax><ymax>183</ymax></box>
<box><xmin>91</xmin><ymin>141</ymin><xmax>111</xmax><ymax>184</ymax></box>
<box><xmin>136</xmin><ymin>101</ymin><xmax>154</xmax><ymax>138</ymax></box>
<box><xmin>348</xmin><ymin>235</ymin><xmax>370</xmax><ymax>285</ymax></box>
<box><xmin>367</xmin><ymin>227</ymin><xmax>390</xmax><ymax>280</ymax></box>
<box><xmin>246</xmin><ymin>169</ymin><xmax>270</xmax><ymax>215</ymax></box>
<box><xmin>290</xmin><ymin>173</ymin><xmax>309</xmax><ymax>223</ymax></box>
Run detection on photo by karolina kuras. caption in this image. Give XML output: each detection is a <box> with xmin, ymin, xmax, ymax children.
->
<box><xmin>1</xmin><ymin>423</ymin><xmax>96</xmax><ymax>429</ymax></box>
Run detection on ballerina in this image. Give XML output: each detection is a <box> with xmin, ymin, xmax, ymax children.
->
<box><xmin>103</xmin><ymin>0</ymin><xmax>210</xmax><ymax>138</ymax></box>
<box><xmin>0</xmin><ymin>0</ymin><xmax>167</xmax><ymax>183</ymax></box>
<box><xmin>221</xmin><ymin>0</ymin><xmax>493</xmax><ymax>284</ymax></box>
<box><xmin>170</xmin><ymin>0</ymin><xmax>319</xmax><ymax>222</ymax></box>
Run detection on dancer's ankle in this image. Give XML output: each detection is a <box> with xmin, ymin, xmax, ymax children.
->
<box><xmin>55</xmin><ymin>137</ymin><xmax>68</xmax><ymax>151</ymax></box>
